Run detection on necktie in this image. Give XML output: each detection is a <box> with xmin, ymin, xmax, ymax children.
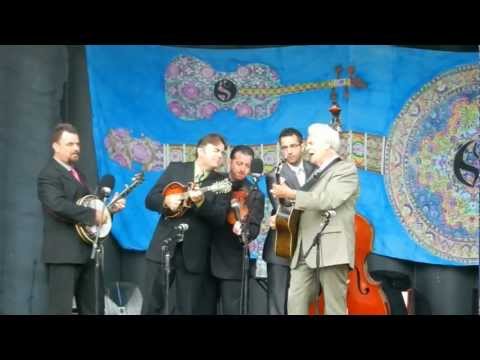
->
<box><xmin>195</xmin><ymin>171</ymin><xmax>207</xmax><ymax>184</ymax></box>
<box><xmin>70</xmin><ymin>168</ymin><xmax>82</xmax><ymax>184</ymax></box>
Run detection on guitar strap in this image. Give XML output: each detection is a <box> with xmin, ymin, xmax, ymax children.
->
<box><xmin>301</xmin><ymin>157</ymin><xmax>342</xmax><ymax>192</ymax></box>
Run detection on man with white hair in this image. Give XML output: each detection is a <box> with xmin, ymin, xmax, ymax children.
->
<box><xmin>270</xmin><ymin>123</ymin><xmax>359</xmax><ymax>315</ymax></box>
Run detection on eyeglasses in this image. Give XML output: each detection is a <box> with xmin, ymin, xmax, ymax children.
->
<box><xmin>280</xmin><ymin>143</ymin><xmax>301</xmax><ymax>151</ymax></box>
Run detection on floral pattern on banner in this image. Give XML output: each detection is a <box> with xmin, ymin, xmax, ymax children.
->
<box><xmin>104</xmin><ymin>129</ymin><xmax>164</xmax><ymax>172</ymax></box>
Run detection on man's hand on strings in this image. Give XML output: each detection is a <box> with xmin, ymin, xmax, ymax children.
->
<box><xmin>232</xmin><ymin>220</ymin><xmax>242</xmax><ymax>236</ymax></box>
<box><xmin>188</xmin><ymin>184</ymin><xmax>205</xmax><ymax>206</ymax></box>
<box><xmin>110</xmin><ymin>194</ymin><xmax>126</xmax><ymax>213</ymax></box>
<box><xmin>271</xmin><ymin>182</ymin><xmax>296</xmax><ymax>200</ymax></box>
<box><xmin>164</xmin><ymin>194</ymin><xmax>182</xmax><ymax>212</ymax></box>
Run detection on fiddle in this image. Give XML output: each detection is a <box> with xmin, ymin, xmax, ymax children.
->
<box><xmin>227</xmin><ymin>188</ymin><xmax>249</xmax><ymax>225</ymax></box>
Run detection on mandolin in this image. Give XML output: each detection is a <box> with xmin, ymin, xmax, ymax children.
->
<box><xmin>162</xmin><ymin>178</ymin><xmax>232</xmax><ymax>218</ymax></box>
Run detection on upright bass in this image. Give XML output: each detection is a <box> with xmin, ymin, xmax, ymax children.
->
<box><xmin>309</xmin><ymin>213</ymin><xmax>390</xmax><ymax>315</ymax></box>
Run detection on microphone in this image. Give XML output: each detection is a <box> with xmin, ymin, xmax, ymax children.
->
<box><xmin>251</xmin><ymin>158</ymin><xmax>264</xmax><ymax>178</ymax></box>
<box><xmin>323</xmin><ymin>210</ymin><xmax>336</xmax><ymax>218</ymax></box>
<box><xmin>97</xmin><ymin>174</ymin><xmax>115</xmax><ymax>200</ymax></box>
<box><xmin>230</xmin><ymin>199</ymin><xmax>242</xmax><ymax>221</ymax></box>
<box><xmin>276</xmin><ymin>158</ymin><xmax>286</xmax><ymax>171</ymax></box>
<box><xmin>173</xmin><ymin>223</ymin><xmax>189</xmax><ymax>233</ymax></box>
<box><xmin>231</xmin><ymin>180</ymin><xmax>244</xmax><ymax>192</ymax></box>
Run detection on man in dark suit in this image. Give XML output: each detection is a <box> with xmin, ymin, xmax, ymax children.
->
<box><xmin>264</xmin><ymin>128</ymin><xmax>316</xmax><ymax>315</ymax></box>
<box><xmin>142</xmin><ymin>133</ymin><xmax>230</xmax><ymax>315</ymax></box>
<box><xmin>210</xmin><ymin>145</ymin><xmax>265</xmax><ymax>315</ymax></box>
<box><xmin>37</xmin><ymin>123</ymin><xmax>126</xmax><ymax>314</ymax></box>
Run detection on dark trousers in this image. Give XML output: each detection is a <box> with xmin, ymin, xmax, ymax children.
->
<box><xmin>266</xmin><ymin>263</ymin><xmax>290</xmax><ymax>315</ymax></box>
<box><xmin>141</xmin><ymin>259</ymin><xmax>173</xmax><ymax>315</ymax></box>
<box><xmin>216</xmin><ymin>279</ymin><xmax>242</xmax><ymax>315</ymax></box>
<box><xmin>46</xmin><ymin>260</ymin><xmax>104</xmax><ymax>315</ymax></box>
<box><xmin>142</xmin><ymin>244</ymin><xmax>217</xmax><ymax>315</ymax></box>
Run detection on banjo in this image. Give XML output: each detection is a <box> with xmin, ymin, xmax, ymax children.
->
<box><xmin>75</xmin><ymin>172</ymin><xmax>144</xmax><ymax>245</ymax></box>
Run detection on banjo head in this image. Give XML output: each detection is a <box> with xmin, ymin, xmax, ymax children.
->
<box><xmin>76</xmin><ymin>195</ymin><xmax>112</xmax><ymax>242</ymax></box>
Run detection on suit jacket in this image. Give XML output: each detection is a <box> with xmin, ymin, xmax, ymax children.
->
<box><xmin>211</xmin><ymin>178</ymin><xmax>265</xmax><ymax>280</ymax></box>
<box><xmin>37</xmin><ymin>158</ymin><xmax>96</xmax><ymax>264</ymax></box>
<box><xmin>263</xmin><ymin>160</ymin><xmax>316</xmax><ymax>265</ymax></box>
<box><xmin>291</xmin><ymin>159</ymin><xmax>359</xmax><ymax>270</ymax></box>
<box><xmin>145</xmin><ymin>161</ymin><xmax>228</xmax><ymax>273</ymax></box>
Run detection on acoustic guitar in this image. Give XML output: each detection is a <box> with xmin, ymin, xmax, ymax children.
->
<box><xmin>273</xmin><ymin>161</ymin><xmax>302</xmax><ymax>259</ymax></box>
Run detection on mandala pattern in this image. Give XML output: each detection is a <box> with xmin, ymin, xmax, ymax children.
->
<box><xmin>384</xmin><ymin>64</ymin><xmax>479</xmax><ymax>264</ymax></box>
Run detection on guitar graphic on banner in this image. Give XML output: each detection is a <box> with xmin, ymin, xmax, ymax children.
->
<box><xmin>165</xmin><ymin>55</ymin><xmax>367</xmax><ymax>121</ymax></box>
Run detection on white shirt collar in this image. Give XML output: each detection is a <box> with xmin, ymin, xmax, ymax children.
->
<box><xmin>287</xmin><ymin>161</ymin><xmax>306</xmax><ymax>186</ymax></box>
<box><xmin>286</xmin><ymin>161</ymin><xmax>305</xmax><ymax>173</ymax></box>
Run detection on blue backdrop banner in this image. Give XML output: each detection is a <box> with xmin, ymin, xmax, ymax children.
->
<box><xmin>86</xmin><ymin>45</ymin><xmax>479</xmax><ymax>266</ymax></box>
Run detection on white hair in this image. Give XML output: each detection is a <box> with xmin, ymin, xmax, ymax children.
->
<box><xmin>307</xmin><ymin>123</ymin><xmax>340</xmax><ymax>152</ymax></box>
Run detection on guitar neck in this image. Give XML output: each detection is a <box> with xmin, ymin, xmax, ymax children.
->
<box><xmin>239</xmin><ymin>78</ymin><xmax>351</xmax><ymax>97</ymax></box>
<box><xmin>274</xmin><ymin>169</ymin><xmax>287</xmax><ymax>207</ymax></box>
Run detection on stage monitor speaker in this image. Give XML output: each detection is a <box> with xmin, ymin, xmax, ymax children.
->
<box><xmin>105</xmin><ymin>281</ymin><xmax>143</xmax><ymax>315</ymax></box>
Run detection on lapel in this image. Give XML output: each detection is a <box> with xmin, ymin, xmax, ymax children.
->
<box><xmin>52</xmin><ymin>159</ymin><xmax>90</xmax><ymax>193</ymax></box>
<box><xmin>302</xmin><ymin>157</ymin><xmax>342</xmax><ymax>192</ymax></box>
<box><xmin>186</xmin><ymin>161</ymin><xmax>216</xmax><ymax>186</ymax></box>
<box><xmin>281</xmin><ymin>163</ymin><xmax>301</xmax><ymax>190</ymax></box>
<box><xmin>183</xmin><ymin>161</ymin><xmax>195</xmax><ymax>183</ymax></box>
<box><xmin>303</xmin><ymin>161</ymin><xmax>317</xmax><ymax>179</ymax></box>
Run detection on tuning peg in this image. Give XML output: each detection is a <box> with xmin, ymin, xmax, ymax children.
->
<box><xmin>347</xmin><ymin>66</ymin><xmax>355</xmax><ymax>77</ymax></box>
<box><xmin>335</xmin><ymin>65</ymin><xmax>343</xmax><ymax>78</ymax></box>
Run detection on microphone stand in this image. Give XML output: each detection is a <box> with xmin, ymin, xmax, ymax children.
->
<box><xmin>304</xmin><ymin>213</ymin><xmax>332</xmax><ymax>315</ymax></box>
<box><xmin>161</xmin><ymin>229</ymin><xmax>185</xmax><ymax>315</ymax></box>
<box><xmin>250</xmin><ymin>174</ymin><xmax>261</xmax><ymax>191</ymax></box>
<box><xmin>238</xmin><ymin>175</ymin><xmax>261</xmax><ymax>315</ymax></box>
<box><xmin>92</xmin><ymin>194</ymin><xmax>109</xmax><ymax>315</ymax></box>
<box><xmin>239</xmin><ymin>221</ymin><xmax>250</xmax><ymax>315</ymax></box>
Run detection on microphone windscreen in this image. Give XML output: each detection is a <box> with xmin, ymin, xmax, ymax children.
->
<box><xmin>251</xmin><ymin>158</ymin><xmax>264</xmax><ymax>175</ymax></box>
<box><xmin>97</xmin><ymin>174</ymin><xmax>115</xmax><ymax>197</ymax></box>
<box><xmin>231</xmin><ymin>180</ymin><xmax>244</xmax><ymax>191</ymax></box>
<box><xmin>99</xmin><ymin>174</ymin><xmax>115</xmax><ymax>190</ymax></box>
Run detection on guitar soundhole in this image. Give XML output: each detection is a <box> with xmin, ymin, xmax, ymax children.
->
<box><xmin>214</xmin><ymin>79</ymin><xmax>237</xmax><ymax>102</ymax></box>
